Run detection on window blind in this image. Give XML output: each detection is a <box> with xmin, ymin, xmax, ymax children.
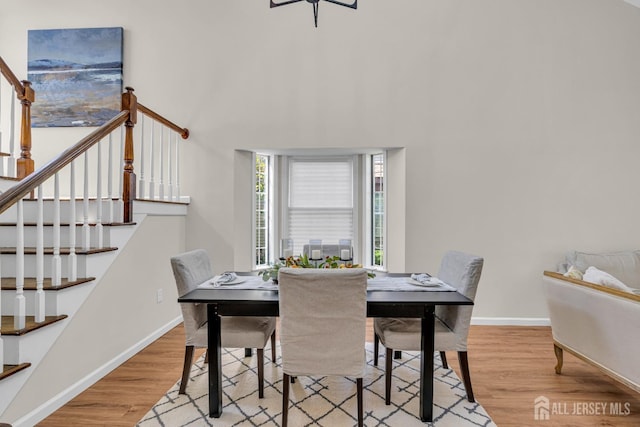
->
<box><xmin>287</xmin><ymin>158</ymin><xmax>354</xmax><ymax>255</ymax></box>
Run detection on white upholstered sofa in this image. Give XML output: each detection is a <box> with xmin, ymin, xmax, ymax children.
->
<box><xmin>542</xmin><ymin>250</ymin><xmax>640</xmax><ymax>393</ymax></box>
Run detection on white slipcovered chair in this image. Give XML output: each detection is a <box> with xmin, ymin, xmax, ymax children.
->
<box><xmin>170</xmin><ymin>249</ymin><xmax>277</xmax><ymax>396</ymax></box>
<box><xmin>373</xmin><ymin>250</ymin><xmax>484</xmax><ymax>404</ymax></box>
<box><xmin>278</xmin><ymin>268</ymin><xmax>368</xmax><ymax>427</ymax></box>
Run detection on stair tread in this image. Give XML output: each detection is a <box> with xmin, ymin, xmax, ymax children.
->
<box><xmin>135</xmin><ymin>197</ymin><xmax>189</xmax><ymax>205</ymax></box>
<box><xmin>23</xmin><ymin>197</ymin><xmax>120</xmax><ymax>202</ymax></box>
<box><xmin>1</xmin><ymin>363</ymin><xmax>31</xmax><ymax>381</ymax></box>
<box><xmin>1</xmin><ymin>277</ymin><xmax>95</xmax><ymax>291</ymax></box>
<box><xmin>0</xmin><ymin>222</ymin><xmax>136</xmax><ymax>227</ymax></box>
<box><xmin>1</xmin><ymin>314</ymin><xmax>68</xmax><ymax>336</ymax></box>
<box><xmin>0</xmin><ymin>246</ymin><xmax>117</xmax><ymax>255</ymax></box>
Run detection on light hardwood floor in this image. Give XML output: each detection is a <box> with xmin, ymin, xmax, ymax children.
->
<box><xmin>37</xmin><ymin>323</ymin><xmax>640</xmax><ymax>426</ymax></box>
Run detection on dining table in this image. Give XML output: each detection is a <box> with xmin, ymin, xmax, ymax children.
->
<box><xmin>177</xmin><ymin>273</ymin><xmax>473</xmax><ymax>422</ymax></box>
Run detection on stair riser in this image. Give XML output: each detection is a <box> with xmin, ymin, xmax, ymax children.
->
<box><xmin>0</xmin><ymin>225</ymin><xmax>112</xmax><ymax>248</ymax></box>
<box><xmin>1</xmin><ymin>282</ymin><xmax>94</xmax><ymax>316</ymax></box>
<box><xmin>2</xmin><ymin>320</ymin><xmax>67</xmax><ymax>366</ymax></box>
<box><xmin>0</xmin><ymin>254</ymin><xmax>89</xmax><ymax>278</ymax></box>
<box><xmin>0</xmin><ymin>199</ymin><xmax>123</xmax><ymax>225</ymax></box>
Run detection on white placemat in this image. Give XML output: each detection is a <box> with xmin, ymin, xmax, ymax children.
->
<box><xmin>366</xmin><ymin>276</ymin><xmax>456</xmax><ymax>291</ymax></box>
<box><xmin>197</xmin><ymin>275</ymin><xmax>278</xmax><ymax>290</ymax></box>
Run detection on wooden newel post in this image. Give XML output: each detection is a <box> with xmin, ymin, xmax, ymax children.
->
<box><xmin>17</xmin><ymin>80</ymin><xmax>35</xmax><ymax>180</ymax></box>
<box><xmin>121</xmin><ymin>87</ymin><xmax>137</xmax><ymax>223</ymax></box>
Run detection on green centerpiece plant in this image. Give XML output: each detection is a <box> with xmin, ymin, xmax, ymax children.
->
<box><xmin>260</xmin><ymin>254</ymin><xmax>375</xmax><ymax>284</ymax></box>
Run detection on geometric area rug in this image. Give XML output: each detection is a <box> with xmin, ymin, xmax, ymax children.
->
<box><xmin>137</xmin><ymin>343</ymin><xmax>496</xmax><ymax>427</ymax></box>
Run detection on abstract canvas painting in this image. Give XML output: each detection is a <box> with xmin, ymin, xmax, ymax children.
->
<box><xmin>28</xmin><ymin>27</ymin><xmax>123</xmax><ymax>127</ymax></box>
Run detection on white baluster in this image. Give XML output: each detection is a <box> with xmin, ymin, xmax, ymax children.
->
<box><xmin>149</xmin><ymin>121</ymin><xmax>156</xmax><ymax>199</ymax></box>
<box><xmin>8</xmin><ymin>94</ymin><xmax>16</xmax><ymax>177</ymax></box>
<box><xmin>35</xmin><ymin>185</ymin><xmax>45</xmax><ymax>321</ymax></box>
<box><xmin>168</xmin><ymin>131</ymin><xmax>174</xmax><ymax>201</ymax></box>
<box><xmin>108</xmin><ymin>133</ymin><xmax>115</xmax><ymax>224</ymax></box>
<box><xmin>138</xmin><ymin>114</ymin><xmax>146</xmax><ymax>199</ymax></box>
<box><xmin>51</xmin><ymin>173</ymin><xmax>62</xmax><ymax>287</ymax></box>
<box><xmin>82</xmin><ymin>151</ymin><xmax>91</xmax><ymax>250</ymax></box>
<box><xmin>14</xmin><ymin>199</ymin><xmax>25</xmax><ymax>329</ymax></box>
<box><xmin>118</xmin><ymin>126</ymin><xmax>124</xmax><ymax>222</ymax></box>
<box><xmin>159</xmin><ymin>125</ymin><xmax>165</xmax><ymax>200</ymax></box>
<box><xmin>68</xmin><ymin>162</ymin><xmax>77</xmax><ymax>281</ymax></box>
<box><xmin>96</xmin><ymin>140</ymin><xmax>104</xmax><ymax>248</ymax></box>
<box><xmin>176</xmin><ymin>132</ymin><xmax>181</xmax><ymax>201</ymax></box>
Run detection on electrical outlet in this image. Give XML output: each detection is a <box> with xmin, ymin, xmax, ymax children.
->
<box><xmin>156</xmin><ymin>288</ymin><xmax>163</xmax><ymax>303</ymax></box>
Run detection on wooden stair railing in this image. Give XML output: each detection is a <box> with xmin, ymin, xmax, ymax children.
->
<box><xmin>0</xmin><ymin>55</ymin><xmax>34</xmax><ymax>179</ymax></box>
<box><xmin>0</xmin><ymin>111</ymin><xmax>128</xmax><ymax>215</ymax></box>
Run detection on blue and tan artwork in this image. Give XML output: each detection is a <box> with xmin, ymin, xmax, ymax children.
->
<box><xmin>28</xmin><ymin>27</ymin><xmax>123</xmax><ymax>127</ymax></box>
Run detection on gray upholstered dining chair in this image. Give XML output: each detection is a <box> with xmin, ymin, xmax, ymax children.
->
<box><xmin>170</xmin><ymin>249</ymin><xmax>277</xmax><ymax>397</ymax></box>
<box><xmin>373</xmin><ymin>250</ymin><xmax>484</xmax><ymax>404</ymax></box>
<box><xmin>278</xmin><ymin>268</ymin><xmax>368</xmax><ymax>427</ymax></box>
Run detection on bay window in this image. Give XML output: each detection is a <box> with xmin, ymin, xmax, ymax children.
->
<box><xmin>253</xmin><ymin>151</ymin><xmax>385</xmax><ymax>270</ymax></box>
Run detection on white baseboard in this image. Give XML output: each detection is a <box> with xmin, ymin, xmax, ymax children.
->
<box><xmin>471</xmin><ymin>317</ymin><xmax>551</xmax><ymax>326</ymax></box>
<box><xmin>12</xmin><ymin>316</ymin><xmax>183</xmax><ymax>427</ymax></box>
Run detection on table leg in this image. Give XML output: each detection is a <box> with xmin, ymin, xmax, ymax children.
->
<box><xmin>419</xmin><ymin>306</ymin><xmax>435</xmax><ymax>422</ymax></box>
<box><xmin>207</xmin><ymin>304</ymin><xmax>223</xmax><ymax>418</ymax></box>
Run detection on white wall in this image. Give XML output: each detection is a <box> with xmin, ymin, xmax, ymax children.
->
<box><xmin>2</xmin><ymin>0</ymin><xmax>640</xmax><ymax>320</ymax></box>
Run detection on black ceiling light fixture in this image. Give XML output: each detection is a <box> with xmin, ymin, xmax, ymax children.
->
<box><xmin>270</xmin><ymin>0</ymin><xmax>357</xmax><ymax>28</ymax></box>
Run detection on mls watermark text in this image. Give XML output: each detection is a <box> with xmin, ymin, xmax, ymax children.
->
<box><xmin>534</xmin><ymin>396</ymin><xmax>631</xmax><ymax>421</ymax></box>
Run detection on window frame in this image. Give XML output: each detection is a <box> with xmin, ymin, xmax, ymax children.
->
<box><xmin>281</xmin><ymin>155</ymin><xmax>358</xmax><ymax>259</ymax></box>
<box><xmin>366</xmin><ymin>152</ymin><xmax>386</xmax><ymax>270</ymax></box>
<box><xmin>253</xmin><ymin>151</ymin><xmax>386</xmax><ymax>270</ymax></box>
<box><xmin>253</xmin><ymin>152</ymin><xmax>275</xmax><ymax>269</ymax></box>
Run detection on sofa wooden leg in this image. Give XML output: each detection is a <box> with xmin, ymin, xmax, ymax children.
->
<box><xmin>458</xmin><ymin>351</ymin><xmax>475</xmax><ymax>403</ymax></box>
<box><xmin>179</xmin><ymin>345</ymin><xmax>194</xmax><ymax>394</ymax></box>
<box><xmin>554</xmin><ymin>344</ymin><xmax>563</xmax><ymax>374</ymax></box>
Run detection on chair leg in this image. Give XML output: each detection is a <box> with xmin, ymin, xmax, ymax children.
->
<box><xmin>245</xmin><ymin>348</ymin><xmax>253</xmax><ymax>357</ymax></box>
<box><xmin>204</xmin><ymin>349</ymin><xmax>209</xmax><ymax>364</ymax></box>
<box><xmin>385</xmin><ymin>347</ymin><xmax>393</xmax><ymax>405</ymax></box>
<box><xmin>258</xmin><ymin>348</ymin><xmax>265</xmax><ymax>398</ymax></box>
<box><xmin>394</xmin><ymin>350</ymin><xmax>402</xmax><ymax>359</ymax></box>
<box><xmin>179</xmin><ymin>345</ymin><xmax>195</xmax><ymax>394</ymax></box>
<box><xmin>357</xmin><ymin>377</ymin><xmax>364</xmax><ymax>427</ymax></box>
<box><xmin>282</xmin><ymin>373</ymin><xmax>290</xmax><ymax>427</ymax></box>
<box><xmin>271</xmin><ymin>331</ymin><xmax>277</xmax><ymax>362</ymax></box>
<box><xmin>373</xmin><ymin>334</ymin><xmax>379</xmax><ymax>366</ymax></box>
<box><xmin>457</xmin><ymin>351</ymin><xmax>475</xmax><ymax>402</ymax></box>
<box><xmin>440</xmin><ymin>351</ymin><xmax>448</xmax><ymax>369</ymax></box>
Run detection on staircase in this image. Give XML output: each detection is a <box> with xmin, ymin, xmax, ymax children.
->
<box><xmin>0</xmin><ymin>193</ymin><xmax>188</xmax><ymax>425</ymax></box>
<box><xmin>0</xmin><ymin>55</ymin><xmax>191</xmax><ymax>426</ymax></box>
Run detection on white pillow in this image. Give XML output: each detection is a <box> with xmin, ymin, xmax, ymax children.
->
<box><xmin>582</xmin><ymin>266</ymin><xmax>640</xmax><ymax>294</ymax></box>
<box><xmin>567</xmin><ymin>250</ymin><xmax>640</xmax><ymax>288</ymax></box>
<box><xmin>563</xmin><ymin>265</ymin><xmax>583</xmax><ymax>280</ymax></box>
